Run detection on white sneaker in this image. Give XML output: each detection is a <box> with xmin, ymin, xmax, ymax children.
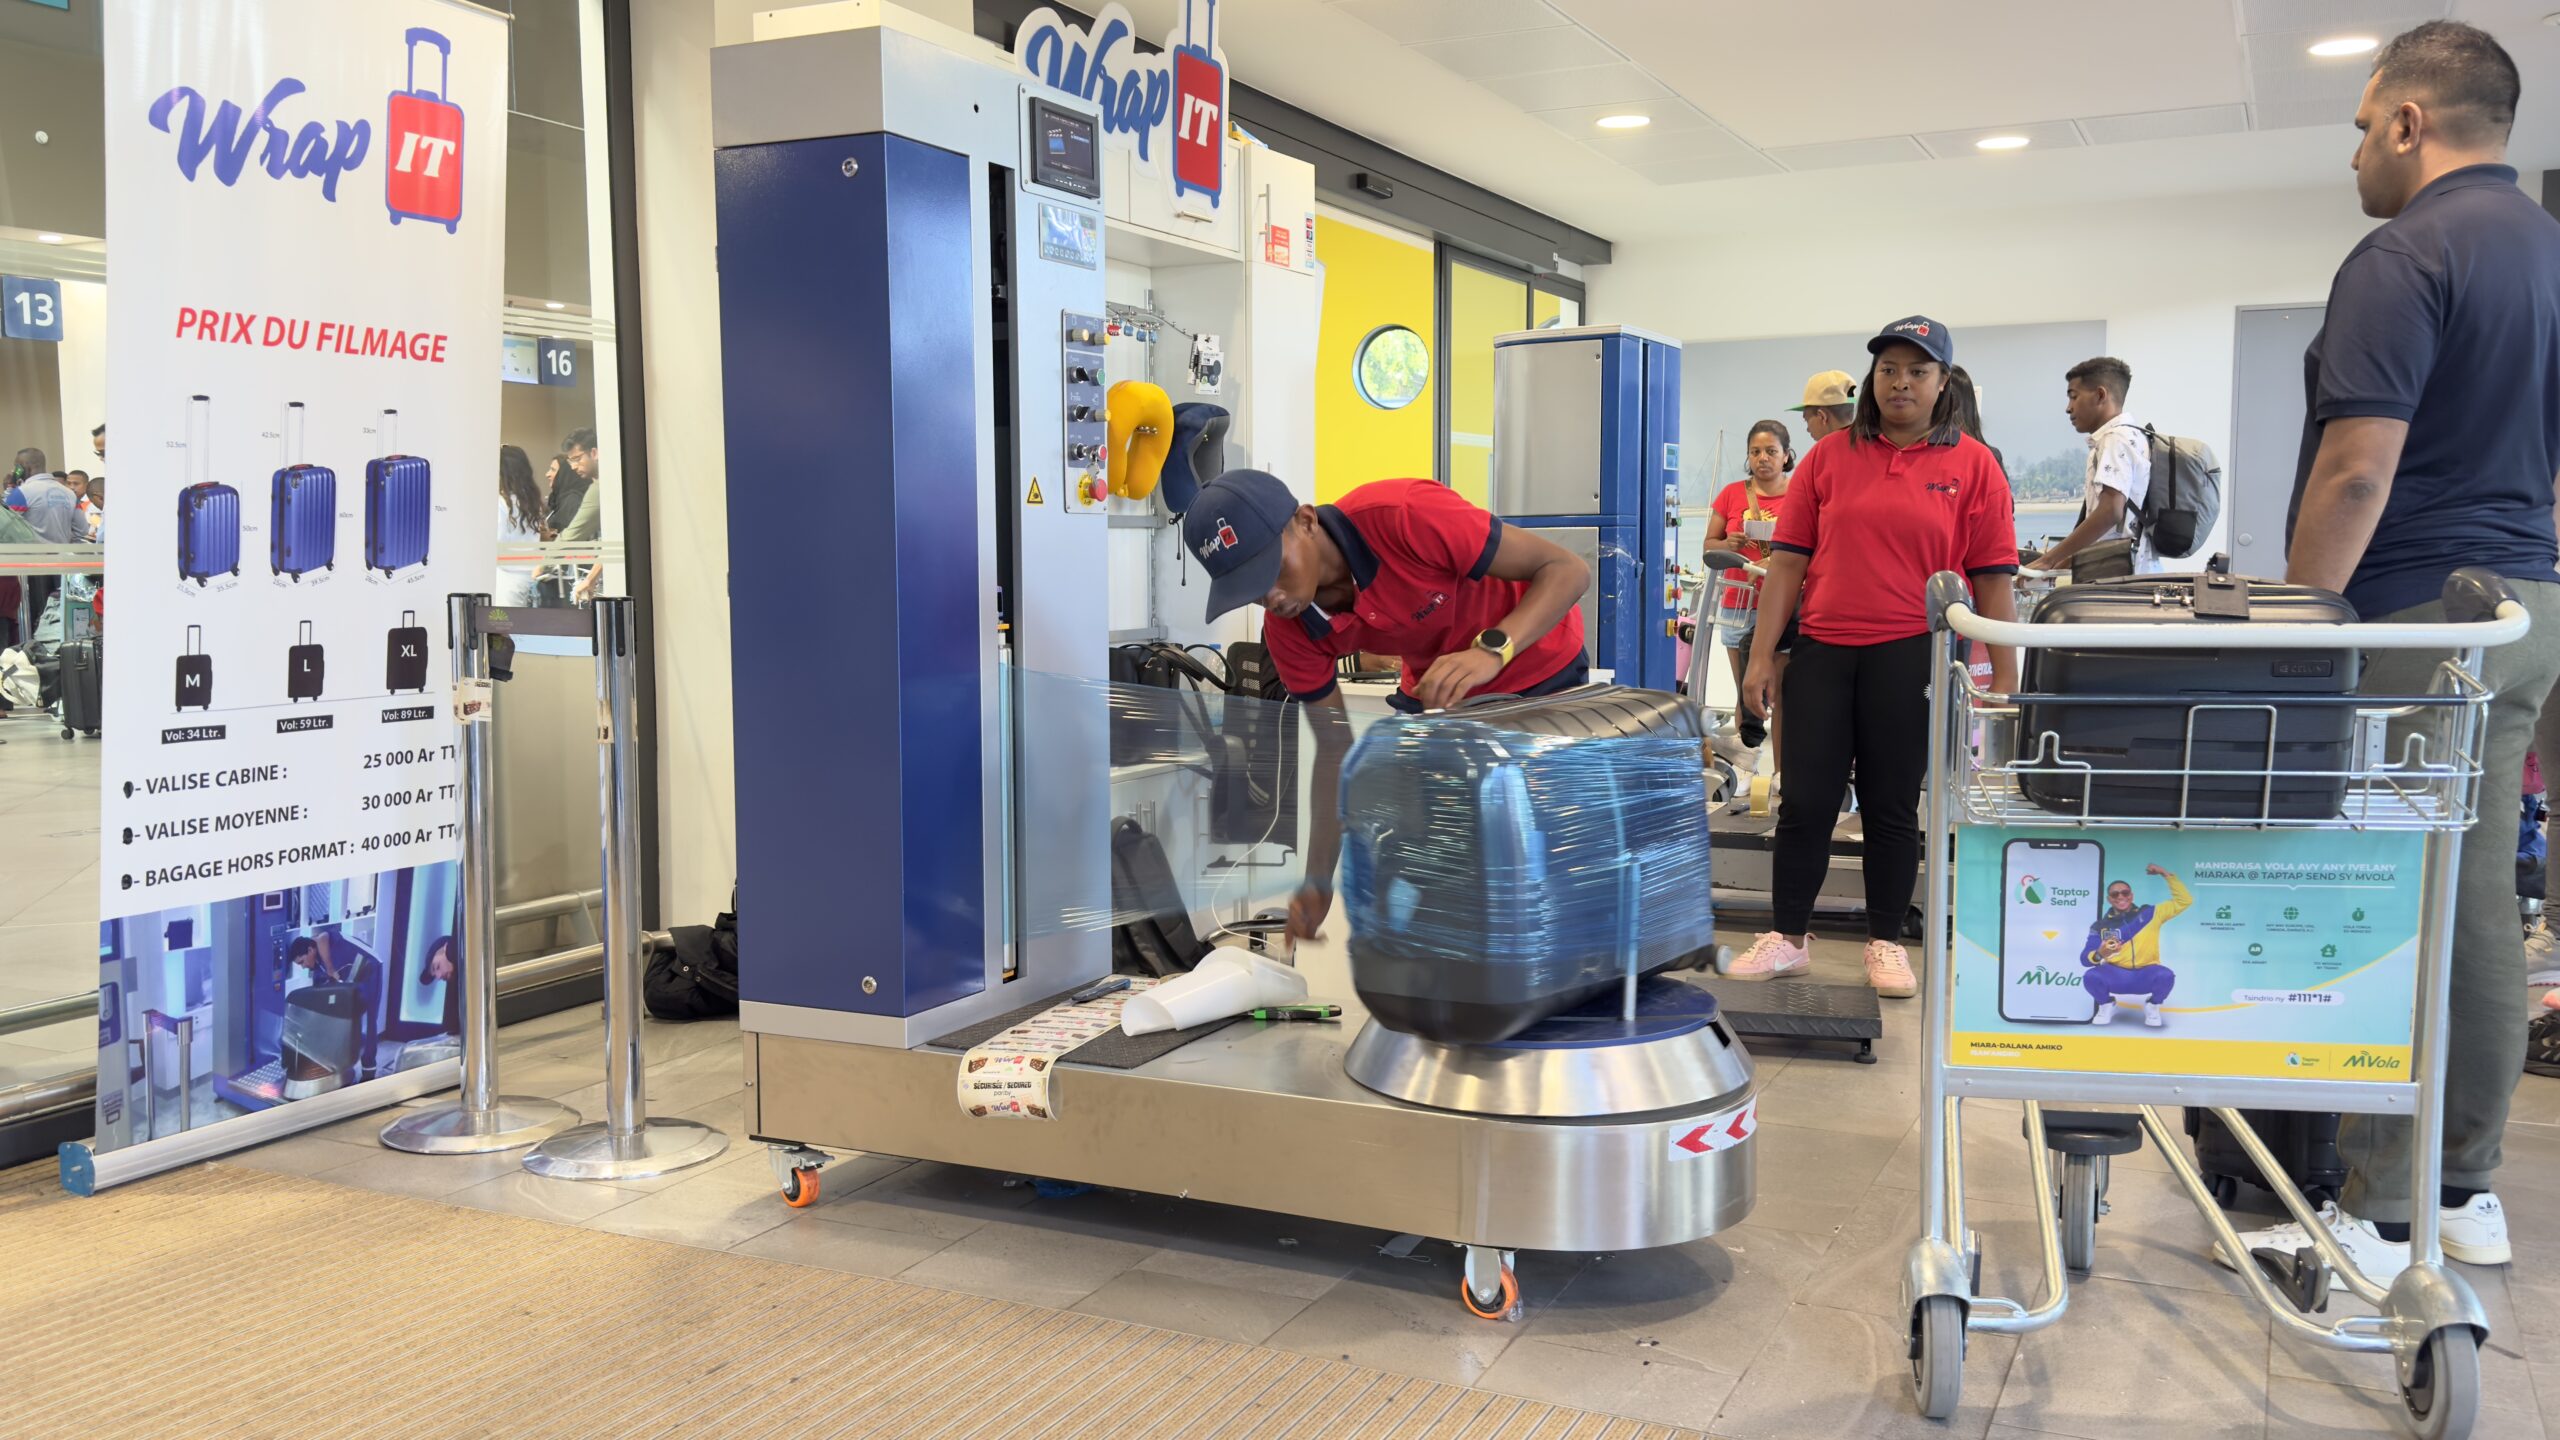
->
<box><xmin>1725</xmin><ymin>932</ymin><xmax>1810</xmax><ymax>981</ymax></box>
<box><xmin>2213</xmin><ymin>1203</ymin><xmax>2409</xmax><ymax>1287</ymax></box>
<box><xmin>2529</xmin><ymin>924</ymin><xmax>2560</xmax><ymax>988</ymax></box>
<box><xmin>2090</xmin><ymin>1002</ymin><xmax>2115</xmax><ymax>1026</ymax></box>
<box><xmin>2142</xmin><ymin>1001</ymin><xmax>2164</xmax><ymax>1028</ymax></box>
<box><xmin>2441</xmin><ymin>1192</ymin><xmax>2511</xmax><ymax>1265</ymax></box>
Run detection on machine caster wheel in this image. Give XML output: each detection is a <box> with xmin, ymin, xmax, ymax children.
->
<box><xmin>1461</xmin><ymin>1266</ymin><xmax>1520</xmax><ymax>1322</ymax></box>
<box><xmin>1910</xmin><ymin>1294</ymin><xmax>1965</xmax><ymax>1420</ymax></box>
<box><xmin>2059</xmin><ymin>1152</ymin><xmax>2100</xmax><ymax>1274</ymax></box>
<box><xmin>2401</xmin><ymin>1326</ymin><xmax>2479</xmax><ymax>1440</ymax></box>
<box><xmin>60</xmin><ymin>726</ymin><xmax>72</xmax><ymax>740</ymax></box>
<box><xmin>782</xmin><ymin>1168</ymin><xmax>821</xmax><ymax>1209</ymax></box>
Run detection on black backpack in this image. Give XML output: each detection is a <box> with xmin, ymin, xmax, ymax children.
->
<box><xmin>2127</xmin><ymin>425</ymin><xmax>2223</xmax><ymax>560</ymax></box>
<box><xmin>645</xmin><ymin>888</ymin><xmax>740</xmax><ymax>1020</ymax></box>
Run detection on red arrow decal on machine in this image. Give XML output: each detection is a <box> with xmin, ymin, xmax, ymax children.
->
<box><xmin>1669</xmin><ymin>1101</ymin><xmax>1757</xmax><ymax>1159</ymax></box>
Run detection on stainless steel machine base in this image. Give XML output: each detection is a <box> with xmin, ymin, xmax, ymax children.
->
<box><xmin>1343</xmin><ymin>1016</ymin><xmax>1753</xmax><ymax>1118</ymax></box>
<box><xmin>380</xmin><ymin>1096</ymin><xmax>582</xmax><ymax>1155</ymax></box>
<box><xmin>747</xmin><ymin>1016</ymin><xmax>1757</xmax><ymax>1254</ymax></box>
<box><xmin>522</xmin><ymin>1118</ymin><xmax>729</xmax><ymax>1181</ymax></box>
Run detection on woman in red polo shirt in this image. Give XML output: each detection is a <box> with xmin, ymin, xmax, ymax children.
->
<box><xmin>1705</xmin><ymin>418</ymin><xmax>1793</xmax><ymax>757</ymax></box>
<box><xmin>1729</xmin><ymin>317</ymin><xmax>2020</xmax><ymax>994</ymax></box>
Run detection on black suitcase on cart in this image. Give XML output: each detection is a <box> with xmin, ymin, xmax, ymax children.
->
<box><xmin>2184</xmin><ymin>1107</ymin><xmax>2348</xmax><ymax>1209</ymax></box>
<box><xmin>2020</xmin><ymin>568</ymin><xmax>2360</xmax><ymax>820</ymax></box>
<box><xmin>1340</xmin><ymin>685</ymin><xmax>1714</xmax><ymax>1046</ymax></box>
<box><xmin>58</xmin><ymin>635</ymin><xmax>100</xmax><ymax>738</ymax></box>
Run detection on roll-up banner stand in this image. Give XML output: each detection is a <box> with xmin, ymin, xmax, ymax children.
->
<box><xmin>65</xmin><ymin>0</ymin><xmax>509</xmax><ymax>1193</ymax></box>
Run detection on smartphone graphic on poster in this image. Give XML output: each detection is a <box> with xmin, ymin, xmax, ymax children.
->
<box><xmin>2000</xmin><ymin>838</ymin><xmax>2104</xmax><ymax>1023</ymax></box>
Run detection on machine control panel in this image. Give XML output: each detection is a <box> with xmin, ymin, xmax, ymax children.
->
<box><xmin>1061</xmin><ymin>311</ymin><xmax>1108</xmax><ymax>513</ymax></box>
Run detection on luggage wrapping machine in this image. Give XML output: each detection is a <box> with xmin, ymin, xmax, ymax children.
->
<box><xmin>712</xmin><ymin>9</ymin><xmax>1753</xmax><ymax>1314</ymax></box>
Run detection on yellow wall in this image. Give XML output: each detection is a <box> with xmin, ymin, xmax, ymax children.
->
<box><xmin>1447</xmin><ymin>264</ymin><xmax>1528</xmax><ymax>508</ymax></box>
<box><xmin>1314</xmin><ymin>214</ymin><xmax>1435</xmax><ymax>503</ymax></box>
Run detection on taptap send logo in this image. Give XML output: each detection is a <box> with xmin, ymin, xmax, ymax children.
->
<box><xmin>2015</xmin><ymin>874</ymin><xmax>2043</xmax><ymax>906</ymax></box>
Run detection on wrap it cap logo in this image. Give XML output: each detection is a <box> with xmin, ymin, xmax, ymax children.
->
<box><xmin>1897</xmin><ymin>321</ymin><xmax>1932</xmax><ymax>338</ymax></box>
<box><xmin>385</xmin><ymin>28</ymin><xmax>467</xmax><ymax>233</ymax></box>
<box><xmin>1196</xmin><ymin>518</ymin><xmax>1239</xmax><ymax>562</ymax></box>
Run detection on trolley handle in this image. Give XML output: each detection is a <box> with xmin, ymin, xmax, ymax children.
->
<box><xmin>1924</xmin><ymin>567</ymin><xmax>2530</xmax><ymax>652</ymax></box>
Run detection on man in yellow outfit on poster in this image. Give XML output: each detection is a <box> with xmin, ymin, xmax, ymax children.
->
<box><xmin>2080</xmin><ymin>863</ymin><xmax>2193</xmax><ymax>1028</ymax></box>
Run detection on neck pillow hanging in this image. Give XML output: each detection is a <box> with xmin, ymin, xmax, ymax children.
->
<box><xmin>1156</xmin><ymin>403</ymin><xmax>1232</xmax><ymax>516</ymax></box>
<box><xmin>1107</xmin><ymin>381</ymin><xmax>1174</xmax><ymax>500</ymax></box>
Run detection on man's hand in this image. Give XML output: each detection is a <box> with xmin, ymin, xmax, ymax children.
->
<box><xmin>1414</xmin><ymin>646</ymin><xmax>1503</xmax><ymax>710</ymax></box>
<box><xmin>1287</xmin><ymin>882</ymin><xmax>1333</xmax><ymax>942</ymax></box>
<box><xmin>2145</xmin><ymin>863</ymin><xmax>2165</xmax><ymax>877</ymax></box>
<box><xmin>573</xmin><ymin>564</ymin><xmax>602</xmax><ymax>604</ymax></box>
<box><xmin>1741</xmin><ymin>656</ymin><xmax>1778</xmax><ymax>720</ymax></box>
<box><xmin>2098</xmin><ymin>936</ymin><xmax>2123</xmax><ymax>958</ymax></box>
<box><xmin>2029</xmin><ymin>550</ymin><xmax>2062</xmax><ymax>572</ymax></box>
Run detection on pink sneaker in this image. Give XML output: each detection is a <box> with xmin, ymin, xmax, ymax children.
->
<box><xmin>1726</xmin><ymin>932</ymin><xmax>1811</xmax><ymax>981</ymax></box>
<box><xmin>1864</xmin><ymin>940</ymin><xmax>1917</xmax><ymax>998</ymax></box>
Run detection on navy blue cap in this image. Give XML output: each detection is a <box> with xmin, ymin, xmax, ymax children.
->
<box><xmin>1183</xmin><ymin>468</ymin><xmax>1300</xmax><ymax>621</ymax></box>
<box><xmin>1868</xmin><ymin>315</ymin><xmax>1954</xmax><ymax>368</ymax></box>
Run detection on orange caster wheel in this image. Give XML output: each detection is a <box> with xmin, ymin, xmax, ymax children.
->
<box><xmin>782</xmin><ymin>1167</ymin><xmax>821</xmax><ymax>1208</ymax></box>
<box><xmin>1460</xmin><ymin>1253</ymin><xmax>1520</xmax><ymax>1322</ymax></box>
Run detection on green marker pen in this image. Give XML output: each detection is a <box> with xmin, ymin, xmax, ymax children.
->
<box><xmin>1251</xmin><ymin>1004</ymin><xmax>1342</xmax><ymax>1023</ymax></box>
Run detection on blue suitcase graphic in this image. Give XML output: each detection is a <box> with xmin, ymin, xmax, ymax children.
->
<box><xmin>269</xmin><ymin>401</ymin><xmax>336</xmax><ymax>581</ymax></box>
<box><xmin>174</xmin><ymin>394</ymin><xmax>240</xmax><ymax>583</ymax></box>
<box><xmin>364</xmin><ymin>408</ymin><xmax>431</xmax><ymax>575</ymax></box>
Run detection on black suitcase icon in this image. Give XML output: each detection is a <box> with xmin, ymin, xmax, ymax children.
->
<box><xmin>288</xmin><ymin>620</ymin><xmax>325</xmax><ymax>702</ymax></box>
<box><xmin>176</xmin><ymin>624</ymin><xmax>213</xmax><ymax>711</ymax></box>
<box><xmin>386</xmin><ymin>610</ymin><xmax>428</xmax><ymax>694</ymax></box>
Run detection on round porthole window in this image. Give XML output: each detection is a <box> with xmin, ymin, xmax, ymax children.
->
<box><xmin>1355</xmin><ymin>325</ymin><xmax>1429</xmax><ymax>410</ymax></box>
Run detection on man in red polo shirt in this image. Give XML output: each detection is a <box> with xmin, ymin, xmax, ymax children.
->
<box><xmin>1185</xmin><ymin>470</ymin><xmax>1591</xmax><ymax>938</ymax></box>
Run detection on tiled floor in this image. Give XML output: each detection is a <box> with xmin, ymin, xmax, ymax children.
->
<box><xmin>0</xmin><ymin>714</ymin><xmax>106</xmax><ymax>1076</ymax></box>
<box><xmin>211</xmin><ymin>943</ymin><xmax>2560</xmax><ymax>1439</ymax></box>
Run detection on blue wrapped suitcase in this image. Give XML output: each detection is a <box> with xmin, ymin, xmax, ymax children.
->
<box><xmin>1339</xmin><ymin>684</ymin><xmax>1715</xmax><ymax>1045</ymax></box>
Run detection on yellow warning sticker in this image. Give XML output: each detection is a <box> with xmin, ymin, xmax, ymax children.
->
<box><xmin>1025</xmin><ymin>477</ymin><xmax>1045</xmax><ymax>506</ymax></box>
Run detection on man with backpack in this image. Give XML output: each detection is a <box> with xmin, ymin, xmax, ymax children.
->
<box><xmin>2032</xmin><ymin>356</ymin><xmax>2155</xmax><ymax>574</ymax></box>
<box><xmin>2227</xmin><ymin>19</ymin><xmax>2560</xmax><ymax>1284</ymax></box>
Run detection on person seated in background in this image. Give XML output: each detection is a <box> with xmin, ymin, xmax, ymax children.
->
<box><xmin>1183</xmin><ymin>469</ymin><xmax>1592</xmax><ymax>942</ymax></box>
<box><xmin>2033</xmin><ymin>356</ymin><xmax>2153</xmax><ymax>574</ymax></box>
<box><xmin>61</xmin><ymin>471</ymin><xmax>97</xmax><ymax>539</ymax></box>
<box><xmin>495</xmin><ymin>446</ymin><xmax>544</xmax><ymax>606</ymax></box>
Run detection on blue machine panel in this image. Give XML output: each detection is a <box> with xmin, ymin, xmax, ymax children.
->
<box><xmin>716</xmin><ymin>133</ymin><xmax>985</xmax><ymax>1019</ymax></box>
<box><xmin>1493</xmin><ymin>327</ymin><xmax>1682</xmax><ymax>691</ymax></box>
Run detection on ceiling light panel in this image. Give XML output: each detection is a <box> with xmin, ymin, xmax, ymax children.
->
<box><xmin>1532</xmin><ymin>97</ymin><xmax>1714</xmax><ymax>135</ymax></box>
<box><xmin>1913</xmin><ymin>120</ymin><xmax>2085</xmax><ymax>159</ymax></box>
<box><xmin>2236</xmin><ymin>0</ymin><xmax>2443</xmax><ymax>34</ymax></box>
<box><xmin>1330</xmin><ymin>0</ymin><xmax>1568</xmax><ymax>46</ymax></box>
<box><xmin>2251</xmin><ymin>95</ymin><xmax>2367</xmax><ymax>130</ymax></box>
<box><xmin>1576</xmin><ymin>117</ymin><xmax>1760</xmax><ymax>166</ymax></box>
<box><xmin>1475</xmin><ymin>62</ymin><xmax>1671</xmax><ymax>112</ymax></box>
<box><xmin>1764</xmin><ymin>136</ymin><xmax>1932</xmax><ymax>171</ymax></box>
<box><xmin>1407</xmin><ymin>25</ymin><xmax>1621</xmax><ymax>80</ymax></box>
<box><xmin>2075</xmin><ymin>104</ymin><xmax>2252</xmax><ymax>145</ymax></box>
<box><xmin>2245</xmin><ymin>29</ymin><xmax>2384</xmax><ymax>108</ymax></box>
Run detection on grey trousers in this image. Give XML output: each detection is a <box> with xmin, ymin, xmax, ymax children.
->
<box><xmin>2339</xmin><ymin>579</ymin><xmax>2560</xmax><ymax>1221</ymax></box>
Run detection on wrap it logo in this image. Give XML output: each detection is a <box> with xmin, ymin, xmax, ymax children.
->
<box><xmin>385</xmin><ymin>28</ymin><xmax>466</xmax><ymax>233</ymax></box>
<box><xmin>1015</xmin><ymin>0</ymin><xmax>1228</xmax><ymax>208</ymax></box>
<box><xmin>1197</xmin><ymin>517</ymin><xmax>1239</xmax><ymax>562</ymax></box>
<box><xmin>1896</xmin><ymin>320</ymin><xmax>1933</xmax><ymax>339</ymax></box>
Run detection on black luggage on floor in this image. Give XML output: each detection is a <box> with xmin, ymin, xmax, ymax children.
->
<box><xmin>58</xmin><ymin>635</ymin><xmax>100</xmax><ymax>738</ymax></box>
<box><xmin>2020</xmin><ymin>566</ymin><xmax>2359</xmax><ymax>820</ymax></box>
<box><xmin>2184</xmin><ymin>1107</ymin><xmax>2348</xmax><ymax>1209</ymax></box>
<box><xmin>1340</xmin><ymin>685</ymin><xmax>1714</xmax><ymax>1046</ymax></box>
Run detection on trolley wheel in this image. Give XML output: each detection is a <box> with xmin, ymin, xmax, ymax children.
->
<box><xmin>59</xmin><ymin>725</ymin><xmax>71</xmax><ymax>740</ymax></box>
<box><xmin>2401</xmin><ymin>1326</ymin><xmax>2479</xmax><ymax>1440</ymax></box>
<box><xmin>2059</xmin><ymin>1152</ymin><xmax>2100</xmax><ymax>1274</ymax></box>
<box><xmin>1910</xmin><ymin>1294</ymin><xmax>1966</xmax><ymax>1420</ymax></box>
<box><xmin>781</xmin><ymin>1167</ymin><xmax>821</xmax><ymax>1209</ymax></box>
<box><xmin>2207</xmin><ymin>1174</ymin><xmax>2242</xmax><ymax>1209</ymax></box>
<box><xmin>1461</xmin><ymin>1264</ymin><xmax>1520</xmax><ymax>1322</ymax></box>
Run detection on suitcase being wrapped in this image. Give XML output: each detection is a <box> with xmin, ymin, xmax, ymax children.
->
<box><xmin>2018</xmin><ymin>568</ymin><xmax>2361</xmax><ymax>820</ymax></box>
<box><xmin>1339</xmin><ymin>685</ymin><xmax>1714</xmax><ymax>1046</ymax></box>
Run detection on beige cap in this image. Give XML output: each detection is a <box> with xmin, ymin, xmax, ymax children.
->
<box><xmin>1789</xmin><ymin>370</ymin><xmax>1857</xmax><ymax>411</ymax></box>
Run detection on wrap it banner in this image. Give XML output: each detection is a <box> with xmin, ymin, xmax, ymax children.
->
<box><xmin>91</xmin><ymin>0</ymin><xmax>506</xmax><ymax>1151</ymax></box>
<box><xmin>1949</xmin><ymin>827</ymin><xmax>2424</xmax><ymax>1083</ymax></box>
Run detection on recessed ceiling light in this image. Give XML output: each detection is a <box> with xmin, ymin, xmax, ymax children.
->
<box><xmin>34</xmin><ymin>233</ymin><xmax>62</xmax><ymax>244</ymax></box>
<box><xmin>1975</xmin><ymin>135</ymin><xmax>2030</xmax><ymax>151</ymax></box>
<box><xmin>543</xmin><ymin>301</ymin><xmax>566</xmax><ymax>310</ymax></box>
<box><xmin>2309</xmin><ymin>35</ymin><xmax>2378</xmax><ymax>57</ymax></box>
<box><xmin>1595</xmin><ymin>114</ymin><xmax>1651</xmax><ymax>130</ymax></box>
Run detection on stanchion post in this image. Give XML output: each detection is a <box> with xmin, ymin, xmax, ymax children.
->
<box><xmin>382</xmin><ymin>594</ymin><xmax>581</xmax><ymax>1154</ymax></box>
<box><xmin>523</xmin><ymin>598</ymin><xmax>727</xmax><ymax>1182</ymax></box>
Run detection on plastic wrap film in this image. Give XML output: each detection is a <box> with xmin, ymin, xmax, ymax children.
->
<box><xmin>1337</xmin><ymin>687</ymin><xmax>1716</xmax><ymax>1045</ymax></box>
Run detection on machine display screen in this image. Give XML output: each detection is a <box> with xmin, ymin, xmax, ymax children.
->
<box><xmin>1028</xmin><ymin>98</ymin><xmax>1099</xmax><ymax>199</ymax></box>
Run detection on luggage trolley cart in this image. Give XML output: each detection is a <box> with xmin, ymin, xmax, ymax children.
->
<box><xmin>1903</xmin><ymin>567</ymin><xmax>2530</xmax><ymax>1439</ymax></box>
